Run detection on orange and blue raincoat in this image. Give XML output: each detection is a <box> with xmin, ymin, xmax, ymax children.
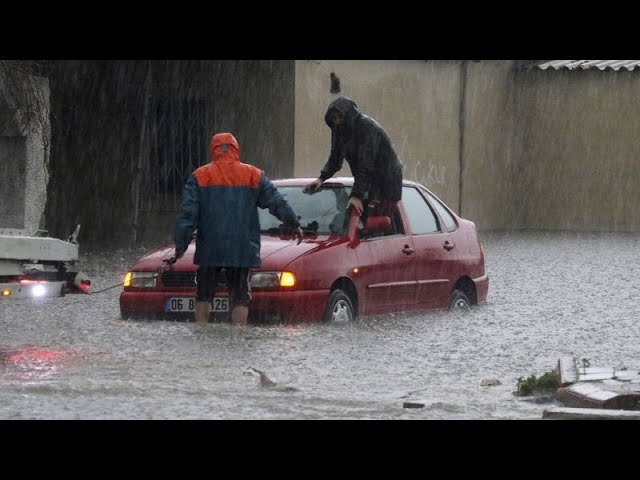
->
<box><xmin>174</xmin><ymin>133</ymin><xmax>300</xmax><ymax>267</ymax></box>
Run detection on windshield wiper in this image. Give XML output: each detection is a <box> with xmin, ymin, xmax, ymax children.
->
<box><xmin>261</xmin><ymin>224</ymin><xmax>318</xmax><ymax>236</ymax></box>
<box><xmin>261</xmin><ymin>227</ymin><xmax>288</xmax><ymax>235</ymax></box>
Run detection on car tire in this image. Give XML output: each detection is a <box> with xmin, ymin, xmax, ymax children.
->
<box><xmin>323</xmin><ymin>289</ymin><xmax>355</xmax><ymax>323</ymax></box>
<box><xmin>448</xmin><ymin>289</ymin><xmax>470</xmax><ymax>310</ymax></box>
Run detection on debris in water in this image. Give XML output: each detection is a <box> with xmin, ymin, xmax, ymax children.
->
<box><xmin>481</xmin><ymin>378</ymin><xmax>502</xmax><ymax>386</ymax></box>
<box><xmin>403</xmin><ymin>400</ymin><xmax>426</xmax><ymax>409</ymax></box>
<box><xmin>244</xmin><ymin>367</ymin><xmax>299</xmax><ymax>392</ymax></box>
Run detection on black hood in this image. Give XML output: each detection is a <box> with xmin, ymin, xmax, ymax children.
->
<box><xmin>324</xmin><ymin>96</ymin><xmax>360</xmax><ymax>129</ymax></box>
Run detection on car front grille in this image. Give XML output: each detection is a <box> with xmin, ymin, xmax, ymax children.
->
<box><xmin>161</xmin><ymin>271</ymin><xmax>196</xmax><ymax>288</ymax></box>
<box><xmin>161</xmin><ymin>271</ymin><xmax>227</xmax><ymax>289</ymax></box>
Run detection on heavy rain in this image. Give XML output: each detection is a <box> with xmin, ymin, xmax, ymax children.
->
<box><xmin>1</xmin><ymin>60</ymin><xmax>639</xmax><ymax>419</ymax></box>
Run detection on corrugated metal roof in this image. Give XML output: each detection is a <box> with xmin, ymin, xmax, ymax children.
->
<box><xmin>537</xmin><ymin>60</ymin><xmax>640</xmax><ymax>71</ymax></box>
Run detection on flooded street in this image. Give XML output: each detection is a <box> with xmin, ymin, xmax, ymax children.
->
<box><xmin>1</xmin><ymin>231</ymin><xmax>639</xmax><ymax>419</ymax></box>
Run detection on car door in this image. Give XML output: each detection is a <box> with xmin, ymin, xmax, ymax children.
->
<box><xmin>401</xmin><ymin>186</ymin><xmax>457</xmax><ymax>309</ymax></box>
<box><xmin>354</xmin><ymin>206</ymin><xmax>417</xmax><ymax>315</ymax></box>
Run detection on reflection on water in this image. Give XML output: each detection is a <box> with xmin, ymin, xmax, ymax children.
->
<box><xmin>0</xmin><ymin>231</ymin><xmax>639</xmax><ymax>419</ymax></box>
<box><xmin>1</xmin><ymin>345</ymin><xmax>61</xmax><ymax>380</ymax></box>
<box><xmin>1</xmin><ymin>345</ymin><xmax>86</xmax><ymax>382</ymax></box>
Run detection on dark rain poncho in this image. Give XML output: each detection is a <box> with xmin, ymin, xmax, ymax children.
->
<box><xmin>319</xmin><ymin>96</ymin><xmax>404</xmax><ymax>203</ymax></box>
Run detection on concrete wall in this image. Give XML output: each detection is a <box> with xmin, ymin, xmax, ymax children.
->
<box><xmin>0</xmin><ymin>71</ymin><xmax>50</xmax><ymax>234</ymax></box>
<box><xmin>24</xmin><ymin>82</ymin><xmax>50</xmax><ymax>235</ymax></box>
<box><xmin>294</xmin><ymin>60</ymin><xmax>640</xmax><ymax>232</ymax></box>
<box><xmin>461</xmin><ymin>60</ymin><xmax>518</xmax><ymax>229</ymax></box>
<box><xmin>15</xmin><ymin>59</ymin><xmax>640</xmax><ymax>247</ymax></box>
<box><xmin>294</xmin><ymin>60</ymin><xmax>462</xmax><ymax>211</ymax></box>
<box><xmin>0</xmin><ymin>136</ymin><xmax>26</xmax><ymax>229</ymax></box>
<box><xmin>512</xmin><ymin>68</ymin><xmax>640</xmax><ymax>232</ymax></box>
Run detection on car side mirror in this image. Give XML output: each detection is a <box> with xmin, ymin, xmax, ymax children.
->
<box><xmin>365</xmin><ymin>216</ymin><xmax>391</xmax><ymax>235</ymax></box>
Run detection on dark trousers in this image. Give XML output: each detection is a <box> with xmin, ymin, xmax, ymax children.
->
<box><xmin>196</xmin><ymin>267</ymin><xmax>251</xmax><ymax>308</ymax></box>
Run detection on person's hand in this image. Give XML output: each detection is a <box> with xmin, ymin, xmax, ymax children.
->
<box><xmin>347</xmin><ymin>196</ymin><xmax>364</xmax><ymax>216</ymax></box>
<box><xmin>164</xmin><ymin>249</ymin><xmax>182</xmax><ymax>268</ymax></box>
<box><xmin>303</xmin><ymin>177</ymin><xmax>323</xmax><ymax>194</ymax></box>
<box><xmin>292</xmin><ymin>227</ymin><xmax>304</xmax><ymax>245</ymax></box>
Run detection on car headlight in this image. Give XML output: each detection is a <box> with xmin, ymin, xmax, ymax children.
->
<box><xmin>250</xmin><ymin>271</ymin><xmax>296</xmax><ymax>289</ymax></box>
<box><xmin>124</xmin><ymin>272</ymin><xmax>157</xmax><ymax>288</ymax></box>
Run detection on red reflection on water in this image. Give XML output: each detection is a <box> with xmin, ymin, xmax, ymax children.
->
<box><xmin>6</xmin><ymin>346</ymin><xmax>70</xmax><ymax>363</ymax></box>
<box><xmin>0</xmin><ymin>345</ymin><xmax>84</xmax><ymax>380</ymax></box>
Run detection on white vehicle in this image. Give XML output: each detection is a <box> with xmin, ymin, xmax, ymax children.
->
<box><xmin>0</xmin><ymin>65</ymin><xmax>88</xmax><ymax>299</ymax></box>
<box><xmin>0</xmin><ymin>225</ymin><xmax>90</xmax><ymax>299</ymax></box>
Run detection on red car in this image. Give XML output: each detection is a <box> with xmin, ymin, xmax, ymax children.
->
<box><xmin>119</xmin><ymin>177</ymin><xmax>488</xmax><ymax>323</ymax></box>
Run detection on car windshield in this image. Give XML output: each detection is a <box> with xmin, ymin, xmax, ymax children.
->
<box><xmin>259</xmin><ymin>186</ymin><xmax>352</xmax><ymax>235</ymax></box>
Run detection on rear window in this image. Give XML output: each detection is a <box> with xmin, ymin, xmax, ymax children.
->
<box><xmin>402</xmin><ymin>186</ymin><xmax>440</xmax><ymax>234</ymax></box>
<box><xmin>424</xmin><ymin>190</ymin><xmax>457</xmax><ymax>232</ymax></box>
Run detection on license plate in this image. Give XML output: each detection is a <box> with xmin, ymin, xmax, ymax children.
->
<box><xmin>165</xmin><ymin>297</ymin><xmax>229</xmax><ymax>313</ymax></box>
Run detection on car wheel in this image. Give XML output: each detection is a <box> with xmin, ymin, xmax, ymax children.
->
<box><xmin>323</xmin><ymin>289</ymin><xmax>355</xmax><ymax>323</ymax></box>
<box><xmin>448</xmin><ymin>289</ymin><xmax>470</xmax><ymax>310</ymax></box>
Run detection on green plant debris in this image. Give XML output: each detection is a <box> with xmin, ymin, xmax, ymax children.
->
<box><xmin>514</xmin><ymin>369</ymin><xmax>560</xmax><ymax>397</ymax></box>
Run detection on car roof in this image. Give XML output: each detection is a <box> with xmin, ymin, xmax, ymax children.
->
<box><xmin>272</xmin><ymin>177</ymin><xmax>424</xmax><ymax>189</ymax></box>
<box><xmin>271</xmin><ymin>177</ymin><xmax>458</xmax><ymax>220</ymax></box>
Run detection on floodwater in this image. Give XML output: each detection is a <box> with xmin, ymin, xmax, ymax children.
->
<box><xmin>1</xmin><ymin>231</ymin><xmax>639</xmax><ymax>419</ymax></box>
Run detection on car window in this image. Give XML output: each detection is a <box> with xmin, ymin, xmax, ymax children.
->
<box><xmin>402</xmin><ymin>186</ymin><xmax>440</xmax><ymax>234</ymax></box>
<box><xmin>424</xmin><ymin>190</ymin><xmax>457</xmax><ymax>232</ymax></box>
<box><xmin>258</xmin><ymin>186</ymin><xmax>352</xmax><ymax>235</ymax></box>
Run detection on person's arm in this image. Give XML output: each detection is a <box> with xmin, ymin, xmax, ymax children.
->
<box><xmin>319</xmin><ymin>128</ymin><xmax>344</xmax><ymax>181</ymax></box>
<box><xmin>173</xmin><ymin>175</ymin><xmax>199</xmax><ymax>258</ymax></box>
<box><xmin>257</xmin><ymin>172</ymin><xmax>300</xmax><ymax>227</ymax></box>
<box><xmin>258</xmin><ymin>172</ymin><xmax>304</xmax><ymax>244</ymax></box>
<box><xmin>257</xmin><ymin>172</ymin><xmax>303</xmax><ymax>243</ymax></box>
<box><xmin>304</xmin><ymin>128</ymin><xmax>344</xmax><ymax>193</ymax></box>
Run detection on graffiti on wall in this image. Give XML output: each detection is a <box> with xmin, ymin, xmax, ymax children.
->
<box><xmin>410</xmin><ymin>160</ymin><xmax>447</xmax><ymax>188</ymax></box>
<box><xmin>397</xmin><ymin>134</ymin><xmax>447</xmax><ymax>188</ymax></box>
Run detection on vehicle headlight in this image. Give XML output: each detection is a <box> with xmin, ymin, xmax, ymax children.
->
<box><xmin>32</xmin><ymin>284</ymin><xmax>47</xmax><ymax>297</ymax></box>
<box><xmin>124</xmin><ymin>272</ymin><xmax>157</xmax><ymax>288</ymax></box>
<box><xmin>250</xmin><ymin>271</ymin><xmax>296</xmax><ymax>289</ymax></box>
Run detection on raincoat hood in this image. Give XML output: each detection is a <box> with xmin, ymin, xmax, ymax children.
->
<box><xmin>324</xmin><ymin>96</ymin><xmax>360</xmax><ymax>129</ymax></box>
<box><xmin>209</xmin><ymin>132</ymin><xmax>240</xmax><ymax>162</ymax></box>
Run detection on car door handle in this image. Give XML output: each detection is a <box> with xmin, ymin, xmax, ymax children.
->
<box><xmin>443</xmin><ymin>240</ymin><xmax>455</xmax><ymax>251</ymax></box>
<box><xmin>402</xmin><ymin>245</ymin><xmax>415</xmax><ymax>255</ymax></box>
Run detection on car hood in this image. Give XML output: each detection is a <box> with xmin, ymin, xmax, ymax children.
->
<box><xmin>129</xmin><ymin>235</ymin><xmax>335</xmax><ymax>271</ymax></box>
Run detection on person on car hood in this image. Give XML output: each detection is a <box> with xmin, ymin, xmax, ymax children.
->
<box><xmin>303</xmin><ymin>96</ymin><xmax>404</xmax><ymax>218</ymax></box>
<box><xmin>174</xmin><ymin>132</ymin><xmax>303</xmax><ymax>326</ymax></box>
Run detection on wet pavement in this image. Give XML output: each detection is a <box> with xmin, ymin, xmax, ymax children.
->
<box><xmin>1</xmin><ymin>231</ymin><xmax>639</xmax><ymax>419</ymax></box>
